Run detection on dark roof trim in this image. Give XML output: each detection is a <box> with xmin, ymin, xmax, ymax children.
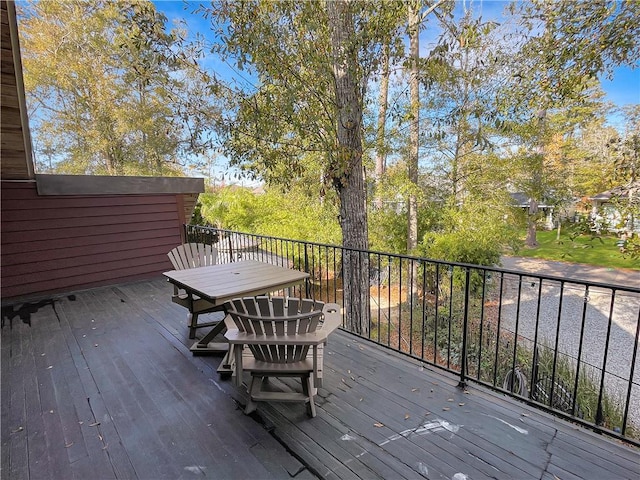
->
<box><xmin>35</xmin><ymin>174</ymin><xmax>204</xmax><ymax>196</ymax></box>
<box><xmin>5</xmin><ymin>0</ymin><xmax>35</xmax><ymax>179</ymax></box>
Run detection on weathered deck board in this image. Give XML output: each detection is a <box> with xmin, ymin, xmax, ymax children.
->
<box><xmin>1</xmin><ymin>280</ymin><xmax>307</xmax><ymax>480</ymax></box>
<box><xmin>2</xmin><ymin>277</ymin><xmax>639</xmax><ymax>480</ymax></box>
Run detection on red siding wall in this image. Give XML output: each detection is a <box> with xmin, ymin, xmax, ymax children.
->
<box><xmin>1</xmin><ymin>181</ymin><xmax>183</xmax><ymax>300</ymax></box>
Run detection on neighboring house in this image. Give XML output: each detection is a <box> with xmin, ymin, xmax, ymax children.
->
<box><xmin>588</xmin><ymin>182</ymin><xmax>640</xmax><ymax>234</ymax></box>
<box><xmin>509</xmin><ymin>192</ymin><xmax>557</xmax><ymax>229</ymax></box>
<box><xmin>0</xmin><ymin>1</ymin><xmax>204</xmax><ymax>301</ymax></box>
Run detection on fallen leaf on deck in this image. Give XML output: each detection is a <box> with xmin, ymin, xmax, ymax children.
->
<box><xmin>79</xmin><ymin>421</ymin><xmax>83</xmax><ymax>425</ymax></box>
<box><xmin>65</xmin><ymin>442</ymin><xmax>74</xmax><ymax>448</ymax></box>
<box><xmin>102</xmin><ymin>444</ymin><xmax>108</xmax><ymax>450</ymax></box>
<box><xmin>442</xmin><ymin>407</ymin><xmax>450</xmax><ymax>411</ymax></box>
<box><xmin>411</xmin><ymin>388</ymin><xmax>418</xmax><ymax>392</ymax></box>
<box><xmin>458</xmin><ymin>403</ymin><xmax>465</xmax><ymax>406</ymax></box>
<box><xmin>404</xmin><ymin>414</ymin><xmax>410</xmax><ymax>420</ymax></box>
<box><xmin>447</xmin><ymin>398</ymin><xmax>454</xmax><ymax>402</ymax></box>
<box><xmin>89</xmin><ymin>422</ymin><xmax>100</xmax><ymax>427</ymax></box>
<box><xmin>374</xmin><ymin>422</ymin><xmax>384</xmax><ymax>427</ymax></box>
<box><xmin>46</xmin><ymin>366</ymin><xmax>53</xmax><ymax>369</ymax></box>
<box><xmin>359</xmin><ymin>398</ymin><xmax>363</xmax><ymax>402</ymax></box>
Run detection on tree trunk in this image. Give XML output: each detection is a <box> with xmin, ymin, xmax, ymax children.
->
<box><xmin>407</xmin><ymin>3</ymin><xmax>420</xmax><ymax>304</ymax></box>
<box><xmin>526</xmin><ymin>197</ymin><xmax>539</xmax><ymax>247</ymax></box>
<box><xmin>374</xmin><ymin>44</ymin><xmax>390</xmax><ymax>209</ymax></box>
<box><xmin>407</xmin><ymin>3</ymin><xmax>419</xmax><ymax>254</ymax></box>
<box><xmin>327</xmin><ymin>0</ymin><xmax>370</xmax><ymax>336</ymax></box>
<box><xmin>526</xmin><ymin>108</ymin><xmax>547</xmax><ymax>248</ymax></box>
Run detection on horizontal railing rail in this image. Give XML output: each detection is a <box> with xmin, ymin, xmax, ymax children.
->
<box><xmin>185</xmin><ymin>225</ymin><xmax>640</xmax><ymax>446</ymax></box>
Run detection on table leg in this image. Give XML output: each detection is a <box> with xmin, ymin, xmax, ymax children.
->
<box><xmin>190</xmin><ymin>317</ymin><xmax>229</xmax><ymax>355</ymax></box>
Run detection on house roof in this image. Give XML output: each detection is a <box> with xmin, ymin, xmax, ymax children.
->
<box><xmin>509</xmin><ymin>192</ymin><xmax>554</xmax><ymax>208</ymax></box>
<box><xmin>589</xmin><ymin>182</ymin><xmax>640</xmax><ymax>202</ymax></box>
<box><xmin>0</xmin><ymin>0</ymin><xmax>35</xmax><ymax>180</ymax></box>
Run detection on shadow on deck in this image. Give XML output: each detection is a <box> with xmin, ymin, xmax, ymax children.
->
<box><xmin>2</xmin><ymin>278</ymin><xmax>638</xmax><ymax>479</ymax></box>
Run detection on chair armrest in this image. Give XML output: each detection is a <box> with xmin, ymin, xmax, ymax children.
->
<box><xmin>319</xmin><ymin>303</ymin><xmax>341</xmax><ymax>335</ymax></box>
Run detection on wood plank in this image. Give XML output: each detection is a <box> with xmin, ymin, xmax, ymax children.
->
<box><xmin>4</xmin><ymin>243</ymin><xmax>175</xmax><ymax>277</ymax></box>
<box><xmin>1</xmin><ymin>202</ymin><xmax>178</xmax><ymax>222</ymax></box>
<box><xmin>74</xmin><ymin>284</ymin><xmax>299</xmax><ymax>479</ymax></box>
<box><xmin>55</xmin><ymin>300</ymin><xmax>134</xmax><ymax>479</ymax></box>
<box><xmin>1</xmin><ymin>220</ymin><xmax>179</xmax><ymax>244</ymax></box>
<box><xmin>1</xmin><ymin>228</ymin><xmax>179</xmax><ymax>257</ymax></box>
<box><xmin>0</xmin><ymin>265</ymin><xmax>167</xmax><ymax>300</ymax></box>
<box><xmin>2</xmin><ymin>211</ymin><xmax>179</xmax><ymax>232</ymax></box>
<box><xmin>323</xmin><ymin>341</ymin><xmax>554</xmax><ymax>475</ymax></box>
<box><xmin>1</xmin><ymin>321</ymin><xmax>29</xmax><ymax>480</ymax></box>
<box><xmin>1</xmin><ymin>236</ymin><xmax>178</xmax><ymax>266</ymax></box>
<box><xmin>2</xmin><ymin>256</ymin><xmax>168</xmax><ymax>285</ymax></box>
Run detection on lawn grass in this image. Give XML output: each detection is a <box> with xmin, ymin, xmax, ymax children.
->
<box><xmin>517</xmin><ymin>229</ymin><xmax>640</xmax><ymax>270</ymax></box>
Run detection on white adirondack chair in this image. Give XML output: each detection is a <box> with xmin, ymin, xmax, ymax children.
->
<box><xmin>167</xmin><ymin>243</ymin><xmax>224</xmax><ymax>339</ymax></box>
<box><xmin>224</xmin><ymin>296</ymin><xmax>341</xmax><ymax>417</ymax></box>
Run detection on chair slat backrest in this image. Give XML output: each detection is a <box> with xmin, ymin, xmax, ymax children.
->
<box><xmin>226</xmin><ymin>296</ymin><xmax>325</xmax><ymax>364</ymax></box>
<box><xmin>168</xmin><ymin>243</ymin><xmax>218</xmax><ymax>270</ymax></box>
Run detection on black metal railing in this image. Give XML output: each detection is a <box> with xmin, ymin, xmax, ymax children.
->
<box><xmin>185</xmin><ymin>225</ymin><xmax>640</xmax><ymax>445</ymax></box>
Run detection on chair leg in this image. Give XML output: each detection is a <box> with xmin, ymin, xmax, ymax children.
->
<box><xmin>302</xmin><ymin>374</ymin><xmax>316</xmax><ymax>418</ymax></box>
<box><xmin>244</xmin><ymin>375</ymin><xmax>260</xmax><ymax>415</ymax></box>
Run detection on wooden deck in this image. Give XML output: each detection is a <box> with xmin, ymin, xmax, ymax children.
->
<box><xmin>2</xmin><ymin>278</ymin><xmax>638</xmax><ymax>479</ymax></box>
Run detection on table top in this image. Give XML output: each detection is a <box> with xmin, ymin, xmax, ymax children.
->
<box><xmin>163</xmin><ymin>260</ymin><xmax>310</xmax><ymax>306</ymax></box>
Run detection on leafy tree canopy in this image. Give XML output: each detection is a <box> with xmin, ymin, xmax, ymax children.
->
<box><xmin>20</xmin><ymin>0</ymin><xmax>219</xmax><ymax>175</ymax></box>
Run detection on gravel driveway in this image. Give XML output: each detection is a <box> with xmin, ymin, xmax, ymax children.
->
<box><xmin>496</xmin><ymin>256</ymin><xmax>640</xmax><ymax>428</ymax></box>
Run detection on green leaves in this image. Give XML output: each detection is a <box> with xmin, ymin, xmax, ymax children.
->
<box><xmin>20</xmin><ymin>0</ymin><xmax>218</xmax><ymax>175</ymax></box>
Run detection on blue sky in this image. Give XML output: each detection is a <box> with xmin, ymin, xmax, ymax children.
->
<box><xmin>155</xmin><ymin>0</ymin><xmax>639</xmax><ymax>120</ymax></box>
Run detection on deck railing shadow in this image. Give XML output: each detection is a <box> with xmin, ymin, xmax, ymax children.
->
<box><xmin>186</xmin><ymin>225</ymin><xmax>640</xmax><ymax>445</ymax></box>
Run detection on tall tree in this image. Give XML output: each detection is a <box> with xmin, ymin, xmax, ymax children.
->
<box><xmin>19</xmin><ymin>0</ymin><xmax>217</xmax><ymax>175</ymax></box>
<box><xmin>326</xmin><ymin>0</ymin><xmax>370</xmax><ymax>335</ymax></box>
<box><xmin>508</xmin><ymin>0</ymin><xmax>640</xmax><ymax>246</ymax></box>
<box><xmin>407</xmin><ymin>1</ymin><xmax>420</xmax><ymax>256</ymax></box>
<box><xmin>374</xmin><ymin>43</ymin><xmax>390</xmax><ymax>209</ymax></box>
<box><xmin>202</xmin><ymin>1</ymin><xmax>406</xmax><ymax>334</ymax></box>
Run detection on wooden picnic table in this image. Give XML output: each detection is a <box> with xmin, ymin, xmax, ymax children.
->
<box><xmin>164</xmin><ymin>260</ymin><xmax>310</xmax><ymax>372</ymax></box>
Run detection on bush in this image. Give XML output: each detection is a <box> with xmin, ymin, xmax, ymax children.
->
<box><xmin>418</xmin><ymin>202</ymin><xmax>522</xmax><ymax>267</ymax></box>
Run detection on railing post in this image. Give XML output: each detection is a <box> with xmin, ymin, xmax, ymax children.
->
<box><xmin>458</xmin><ymin>267</ymin><xmax>470</xmax><ymax>389</ymax></box>
<box><xmin>182</xmin><ymin>223</ymin><xmax>189</xmax><ymax>243</ymax></box>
